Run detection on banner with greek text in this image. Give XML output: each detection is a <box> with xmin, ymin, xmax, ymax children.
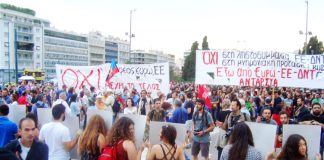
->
<box><xmin>195</xmin><ymin>50</ymin><xmax>324</xmax><ymax>88</ymax></box>
<box><xmin>56</xmin><ymin>62</ymin><xmax>170</xmax><ymax>95</ymax></box>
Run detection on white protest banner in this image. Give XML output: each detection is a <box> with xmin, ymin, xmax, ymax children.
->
<box><xmin>149</xmin><ymin>121</ymin><xmax>186</xmax><ymax>145</ymax></box>
<box><xmin>289</xmin><ymin>54</ymin><xmax>324</xmax><ymax>71</ymax></box>
<box><xmin>56</xmin><ymin>62</ymin><xmax>169</xmax><ymax>95</ymax></box>
<box><xmin>195</xmin><ymin>50</ymin><xmax>324</xmax><ymax>88</ymax></box>
<box><xmin>283</xmin><ymin>125</ymin><xmax>321</xmax><ymax>160</ymax></box>
<box><xmin>8</xmin><ymin>105</ymin><xmax>26</xmax><ymax>125</ymax></box>
<box><xmin>87</xmin><ymin>109</ymin><xmax>113</xmax><ymax>130</ymax></box>
<box><xmin>119</xmin><ymin>114</ymin><xmax>147</xmax><ymax>148</ymax></box>
<box><xmin>246</xmin><ymin>122</ymin><xmax>277</xmax><ymax>158</ymax></box>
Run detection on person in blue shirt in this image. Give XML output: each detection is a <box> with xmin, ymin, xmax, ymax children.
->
<box><xmin>0</xmin><ymin>104</ymin><xmax>18</xmax><ymax>147</ymax></box>
<box><xmin>191</xmin><ymin>99</ymin><xmax>215</xmax><ymax>160</ymax></box>
<box><xmin>170</xmin><ymin>99</ymin><xmax>188</xmax><ymax>124</ymax></box>
<box><xmin>1</xmin><ymin>88</ymin><xmax>11</xmax><ymax>104</ymax></box>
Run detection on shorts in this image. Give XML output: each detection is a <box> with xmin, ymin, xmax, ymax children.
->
<box><xmin>191</xmin><ymin>141</ymin><xmax>210</xmax><ymax>158</ymax></box>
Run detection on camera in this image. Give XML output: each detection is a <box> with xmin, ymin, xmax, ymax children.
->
<box><xmin>261</xmin><ymin>117</ymin><xmax>266</xmax><ymax>122</ymax></box>
<box><xmin>194</xmin><ymin>129</ymin><xmax>202</xmax><ymax>135</ymax></box>
<box><xmin>225</xmin><ymin>127</ymin><xmax>234</xmax><ymax>138</ymax></box>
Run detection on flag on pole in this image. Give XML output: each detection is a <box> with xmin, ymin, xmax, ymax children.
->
<box><xmin>106</xmin><ymin>60</ymin><xmax>120</xmax><ymax>84</ymax></box>
<box><xmin>197</xmin><ymin>85</ymin><xmax>212</xmax><ymax>110</ymax></box>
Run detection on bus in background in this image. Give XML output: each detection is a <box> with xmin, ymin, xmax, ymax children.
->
<box><xmin>23</xmin><ymin>69</ymin><xmax>45</xmax><ymax>82</ymax></box>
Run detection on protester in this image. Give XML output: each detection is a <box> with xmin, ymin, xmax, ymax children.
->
<box><xmin>52</xmin><ymin>92</ymin><xmax>71</xmax><ymax>115</ymax></box>
<box><xmin>102</xmin><ymin>117</ymin><xmax>142</xmax><ymax>160</ymax></box>
<box><xmin>293</xmin><ymin>97</ymin><xmax>310</xmax><ymax>122</ymax></box>
<box><xmin>5</xmin><ymin>117</ymin><xmax>48</xmax><ymax>160</ymax></box>
<box><xmin>39</xmin><ymin>104</ymin><xmax>81</xmax><ymax>160</ymax></box>
<box><xmin>25</xmin><ymin>112</ymin><xmax>40</xmax><ymax>138</ymax></box>
<box><xmin>0</xmin><ymin>104</ymin><xmax>18</xmax><ymax>147</ymax></box>
<box><xmin>220</xmin><ymin>122</ymin><xmax>262</xmax><ymax>160</ymax></box>
<box><xmin>70</xmin><ymin>93</ymin><xmax>81</xmax><ymax>116</ymax></box>
<box><xmin>78</xmin><ymin>115</ymin><xmax>107</xmax><ymax>160</ymax></box>
<box><xmin>275</xmin><ymin>111</ymin><xmax>290</xmax><ymax>148</ymax></box>
<box><xmin>256</xmin><ymin>107</ymin><xmax>277</xmax><ymax>125</ymax></box>
<box><xmin>95</xmin><ymin>95</ymin><xmax>106</xmax><ymax>110</ymax></box>
<box><xmin>138</xmin><ymin>90</ymin><xmax>153</xmax><ymax>115</ymax></box>
<box><xmin>146</xmin><ymin>125</ymin><xmax>185</xmax><ymax>160</ymax></box>
<box><xmin>169</xmin><ymin>99</ymin><xmax>187</xmax><ymax>124</ymax></box>
<box><xmin>191</xmin><ymin>99</ymin><xmax>215</xmax><ymax>160</ymax></box>
<box><xmin>31</xmin><ymin>94</ymin><xmax>49</xmax><ymax>117</ymax></box>
<box><xmin>103</xmin><ymin>89</ymin><xmax>114</xmax><ymax>112</ymax></box>
<box><xmin>267</xmin><ymin>134</ymin><xmax>321</xmax><ymax>160</ymax></box>
<box><xmin>124</xmin><ymin>98</ymin><xmax>137</xmax><ymax>114</ymax></box>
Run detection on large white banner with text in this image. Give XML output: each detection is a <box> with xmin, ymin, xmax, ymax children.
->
<box><xmin>56</xmin><ymin>62</ymin><xmax>170</xmax><ymax>95</ymax></box>
<box><xmin>195</xmin><ymin>50</ymin><xmax>324</xmax><ymax>88</ymax></box>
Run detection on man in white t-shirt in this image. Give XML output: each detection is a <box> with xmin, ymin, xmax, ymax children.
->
<box><xmin>52</xmin><ymin>92</ymin><xmax>71</xmax><ymax>115</ymax></box>
<box><xmin>39</xmin><ymin>104</ymin><xmax>80</xmax><ymax>160</ymax></box>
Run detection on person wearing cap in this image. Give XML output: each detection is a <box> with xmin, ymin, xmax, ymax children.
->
<box><xmin>103</xmin><ymin>89</ymin><xmax>114</xmax><ymax>112</ymax></box>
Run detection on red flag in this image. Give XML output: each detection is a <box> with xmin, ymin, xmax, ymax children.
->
<box><xmin>197</xmin><ymin>85</ymin><xmax>212</xmax><ymax>110</ymax></box>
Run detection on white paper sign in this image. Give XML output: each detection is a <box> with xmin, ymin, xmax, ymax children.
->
<box><xmin>86</xmin><ymin>109</ymin><xmax>113</xmax><ymax>130</ymax></box>
<box><xmin>37</xmin><ymin>108</ymin><xmax>52</xmax><ymax>127</ymax></box>
<box><xmin>56</xmin><ymin>62</ymin><xmax>170</xmax><ymax>95</ymax></box>
<box><xmin>246</xmin><ymin>122</ymin><xmax>277</xmax><ymax>158</ymax></box>
<box><xmin>63</xmin><ymin>115</ymin><xmax>80</xmax><ymax>159</ymax></box>
<box><xmin>283</xmin><ymin>125</ymin><xmax>321</xmax><ymax>160</ymax></box>
<box><xmin>149</xmin><ymin>121</ymin><xmax>186</xmax><ymax>145</ymax></box>
<box><xmin>119</xmin><ymin>113</ymin><xmax>147</xmax><ymax>148</ymax></box>
<box><xmin>8</xmin><ymin>105</ymin><xmax>26</xmax><ymax>125</ymax></box>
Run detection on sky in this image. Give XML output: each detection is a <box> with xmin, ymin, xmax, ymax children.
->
<box><xmin>2</xmin><ymin>0</ymin><xmax>324</xmax><ymax>59</ymax></box>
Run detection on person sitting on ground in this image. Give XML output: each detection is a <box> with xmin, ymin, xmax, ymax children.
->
<box><xmin>146</xmin><ymin>125</ymin><xmax>185</xmax><ymax>160</ymax></box>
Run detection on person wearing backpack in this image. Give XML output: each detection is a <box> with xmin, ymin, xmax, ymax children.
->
<box><xmin>219</xmin><ymin>99</ymin><xmax>251</xmax><ymax>160</ymax></box>
<box><xmin>143</xmin><ymin>98</ymin><xmax>166</xmax><ymax>141</ymax></box>
<box><xmin>191</xmin><ymin>99</ymin><xmax>215</xmax><ymax>160</ymax></box>
<box><xmin>99</xmin><ymin>117</ymin><xmax>143</xmax><ymax>160</ymax></box>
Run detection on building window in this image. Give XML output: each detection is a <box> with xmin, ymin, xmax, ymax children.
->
<box><xmin>36</xmin><ymin>46</ymin><xmax>40</xmax><ymax>50</ymax></box>
<box><xmin>36</xmin><ymin>54</ymin><xmax>40</xmax><ymax>59</ymax></box>
<box><xmin>36</xmin><ymin>28</ymin><xmax>40</xmax><ymax>33</ymax></box>
<box><xmin>4</xmin><ymin>22</ymin><xmax>9</xmax><ymax>27</ymax></box>
<box><xmin>4</xmin><ymin>52</ymin><xmax>9</xmax><ymax>57</ymax></box>
<box><xmin>4</xmin><ymin>42</ymin><xmax>9</xmax><ymax>47</ymax></box>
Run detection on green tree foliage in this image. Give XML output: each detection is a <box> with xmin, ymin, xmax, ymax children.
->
<box><xmin>0</xmin><ymin>3</ymin><xmax>36</xmax><ymax>16</ymax></box>
<box><xmin>182</xmin><ymin>41</ymin><xmax>199</xmax><ymax>81</ymax></box>
<box><xmin>202</xmin><ymin>36</ymin><xmax>209</xmax><ymax>50</ymax></box>
<box><xmin>302</xmin><ymin>36</ymin><xmax>324</xmax><ymax>55</ymax></box>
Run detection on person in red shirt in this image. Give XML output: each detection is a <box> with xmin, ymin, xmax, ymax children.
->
<box><xmin>18</xmin><ymin>91</ymin><xmax>30</xmax><ymax>111</ymax></box>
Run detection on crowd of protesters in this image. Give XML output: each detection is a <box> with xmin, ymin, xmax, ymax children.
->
<box><xmin>0</xmin><ymin>80</ymin><xmax>324</xmax><ymax>159</ymax></box>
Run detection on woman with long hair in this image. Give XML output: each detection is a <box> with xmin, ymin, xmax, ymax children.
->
<box><xmin>78</xmin><ymin>115</ymin><xmax>107</xmax><ymax>160</ymax></box>
<box><xmin>220</xmin><ymin>122</ymin><xmax>262</xmax><ymax>160</ymax></box>
<box><xmin>124</xmin><ymin>98</ymin><xmax>137</xmax><ymax>114</ymax></box>
<box><xmin>104</xmin><ymin>117</ymin><xmax>142</xmax><ymax>160</ymax></box>
<box><xmin>146</xmin><ymin>125</ymin><xmax>185</xmax><ymax>160</ymax></box>
<box><xmin>271</xmin><ymin>134</ymin><xmax>321</xmax><ymax>160</ymax></box>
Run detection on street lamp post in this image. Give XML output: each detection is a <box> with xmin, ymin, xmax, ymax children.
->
<box><xmin>7</xmin><ymin>21</ymin><xmax>10</xmax><ymax>83</ymax></box>
<box><xmin>299</xmin><ymin>0</ymin><xmax>311</xmax><ymax>55</ymax></box>
<box><xmin>129</xmin><ymin>9</ymin><xmax>136</xmax><ymax>54</ymax></box>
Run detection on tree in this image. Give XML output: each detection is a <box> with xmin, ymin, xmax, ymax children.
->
<box><xmin>302</xmin><ymin>36</ymin><xmax>324</xmax><ymax>55</ymax></box>
<box><xmin>182</xmin><ymin>41</ymin><xmax>199</xmax><ymax>81</ymax></box>
<box><xmin>202</xmin><ymin>36</ymin><xmax>209</xmax><ymax>50</ymax></box>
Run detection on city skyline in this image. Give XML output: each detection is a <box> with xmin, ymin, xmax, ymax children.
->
<box><xmin>2</xmin><ymin>0</ymin><xmax>324</xmax><ymax>59</ymax></box>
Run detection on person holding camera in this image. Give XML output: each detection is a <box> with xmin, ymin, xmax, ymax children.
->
<box><xmin>256</xmin><ymin>107</ymin><xmax>277</xmax><ymax>125</ymax></box>
<box><xmin>220</xmin><ymin>99</ymin><xmax>250</xmax><ymax>158</ymax></box>
<box><xmin>191</xmin><ymin>99</ymin><xmax>215</xmax><ymax>160</ymax></box>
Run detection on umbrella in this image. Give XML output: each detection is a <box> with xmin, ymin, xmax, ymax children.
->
<box><xmin>18</xmin><ymin>76</ymin><xmax>35</xmax><ymax>81</ymax></box>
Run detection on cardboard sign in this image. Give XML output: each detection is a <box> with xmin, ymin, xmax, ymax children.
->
<box><xmin>246</xmin><ymin>122</ymin><xmax>277</xmax><ymax>158</ymax></box>
<box><xmin>86</xmin><ymin>109</ymin><xmax>113</xmax><ymax>130</ymax></box>
<box><xmin>283</xmin><ymin>125</ymin><xmax>321</xmax><ymax>160</ymax></box>
<box><xmin>8</xmin><ymin>105</ymin><xmax>26</xmax><ymax>125</ymax></box>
